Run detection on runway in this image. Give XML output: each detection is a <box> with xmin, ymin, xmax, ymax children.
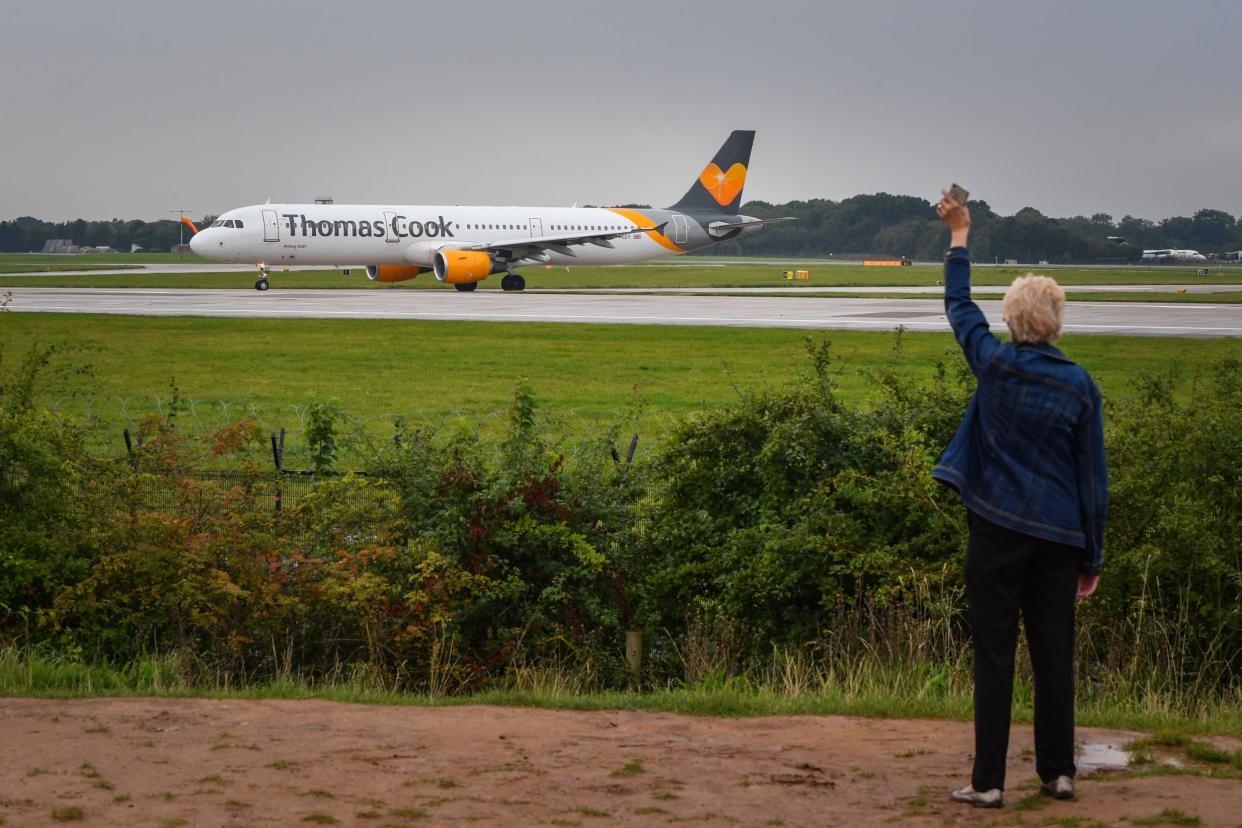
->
<box><xmin>6</xmin><ymin>287</ymin><xmax>1240</xmax><ymax>338</ymax></box>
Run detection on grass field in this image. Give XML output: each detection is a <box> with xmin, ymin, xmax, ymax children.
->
<box><xmin>4</xmin><ymin>313</ymin><xmax>1238</xmax><ymax>455</ymax></box>
<box><xmin>2</xmin><ymin>259</ymin><xmax>1241</xmax><ymax>291</ymax></box>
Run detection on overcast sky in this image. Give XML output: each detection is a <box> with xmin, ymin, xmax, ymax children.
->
<box><xmin>2</xmin><ymin>0</ymin><xmax>1239</xmax><ymax>222</ymax></box>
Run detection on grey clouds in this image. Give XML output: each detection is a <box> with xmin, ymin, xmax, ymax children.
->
<box><xmin>1</xmin><ymin>0</ymin><xmax>1239</xmax><ymax>222</ymax></box>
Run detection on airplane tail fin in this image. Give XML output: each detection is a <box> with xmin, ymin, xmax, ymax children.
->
<box><xmin>667</xmin><ymin>130</ymin><xmax>755</xmax><ymax>214</ymax></box>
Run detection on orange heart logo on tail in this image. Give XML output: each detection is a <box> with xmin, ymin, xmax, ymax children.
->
<box><xmin>698</xmin><ymin>162</ymin><xmax>747</xmax><ymax>207</ymax></box>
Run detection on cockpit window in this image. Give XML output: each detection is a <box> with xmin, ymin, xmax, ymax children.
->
<box><xmin>224</xmin><ymin>220</ymin><xmax>236</xmax><ymax>228</ymax></box>
<box><xmin>211</xmin><ymin>220</ymin><xmax>223</xmax><ymax>228</ymax></box>
<box><xmin>234</xmin><ymin>220</ymin><xmax>243</xmax><ymax>229</ymax></box>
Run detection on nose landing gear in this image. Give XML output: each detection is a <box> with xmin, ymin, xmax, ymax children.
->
<box><xmin>255</xmin><ymin>263</ymin><xmax>270</xmax><ymax>291</ymax></box>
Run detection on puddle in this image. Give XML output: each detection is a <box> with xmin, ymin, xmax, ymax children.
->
<box><xmin>1077</xmin><ymin>742</ymin><xmax>1131</xmax><ymax>772</ymax></box>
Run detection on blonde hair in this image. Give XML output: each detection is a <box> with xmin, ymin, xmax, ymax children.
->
<box><xmin>1002</xmin><ymin>274</ymin><xmax>1065</xmax><ymax>344</ymax></box>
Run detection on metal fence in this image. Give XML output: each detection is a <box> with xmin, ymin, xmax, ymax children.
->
<box><xmin>129</xmin><ymin>469</ymin><xmax>375</xmax><ymax>514</ymax></box>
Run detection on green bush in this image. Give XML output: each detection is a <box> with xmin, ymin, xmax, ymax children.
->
<box><xmin>636</xmin><ymin>339</ymin><xmax>970</xmax><ymax>654</ymax></box>
<box><xmin>1081</xmin><ymin>358</ymin><xmax>1241</xmax><ymax>696</ymax></box>
<box><xmin>2</xmin><ymin>325</ymin><xmax>1238</xmax><ymax>705</ymax></box>
<box><xmin>0</xmin><ymin>323</ymin><xmax>119</xmax><ymax>642</ymax></box>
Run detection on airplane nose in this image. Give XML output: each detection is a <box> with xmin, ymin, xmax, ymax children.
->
<box><xmin>189</xmin><ymin>231</ymin><xmax>205</xmax><ymax>256</ymax></box>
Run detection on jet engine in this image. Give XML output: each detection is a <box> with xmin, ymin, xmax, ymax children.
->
<box><xmin>366</xmin><ymin>265</ymin><xmax>427</xmax><ymax>282</ymax></box>
<box><xmin>433</xmin><ymin>250</ymin><xmax>503</xmax><ymax>284</ymax></box>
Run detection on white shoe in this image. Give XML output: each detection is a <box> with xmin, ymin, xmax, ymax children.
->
<box><xmin>950</xmin><ymin>784</ymin><xmax>1003</xmax><ymax>808</ymax></box>
<box><xmin>1040</xmin><ymin>775</ymin><xmax>1074</xmax><ymax>800</ymax></box>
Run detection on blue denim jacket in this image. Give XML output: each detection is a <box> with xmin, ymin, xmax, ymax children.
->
<box><xmin>932</xmin><ymin>248</ymin><xmax>1106</xmax><ymax>575</ymax></box>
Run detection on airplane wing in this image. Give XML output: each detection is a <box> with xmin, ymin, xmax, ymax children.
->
<box><xmin>457</xmin><ymin>224</ymin><xmax>665</xmax><ymax>259</ymax></box>
<box><xmin>706</xmin><ymin>216</ymin><xmax>797</xmax><ymax>239</ymax></box>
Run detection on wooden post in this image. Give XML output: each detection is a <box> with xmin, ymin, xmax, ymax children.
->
<box><xmin>625</xmin><ymin>630</ymin><xmax>643</xmax><ymax>680</ymax></box>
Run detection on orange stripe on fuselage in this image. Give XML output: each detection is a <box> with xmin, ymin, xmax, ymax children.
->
<box><xmin>605</xmin><ymin>208</ymin><xmax>683</xmax><ymax>254</ymax></box>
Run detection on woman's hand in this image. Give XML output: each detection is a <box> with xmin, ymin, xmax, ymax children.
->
<box><xmin>1076</xmin><ymin>574</ymin><xmax>1099</xmax><ymax>600</ymax></box>
<box><xmin>936</xmin><ymin>190</ymin><xmax>971</xmax><ymax>248</ymax></box>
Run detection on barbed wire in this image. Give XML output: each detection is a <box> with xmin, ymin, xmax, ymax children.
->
<box><xmin>44</xmin><ymin>395</ymin><xmax>687</xmax><ymax>466</ymax></box>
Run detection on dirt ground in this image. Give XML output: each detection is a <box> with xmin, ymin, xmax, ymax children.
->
<box><xmin>1</xmin><ymin>698</ymin><xmax>1238</xmax><ymax>827</ymax></box>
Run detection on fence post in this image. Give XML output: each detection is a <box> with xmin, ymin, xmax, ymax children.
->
<box><xmin>626</xmin><ymin>630</ymin><xmax>643</xmax><ymax>684</ymax></box>
<box><xmin>271</xmin><ymin>430</ymin><xmax>284</xmax><ymax>513</ymax></box>
<box><xmin>123</xmin><ymin>428</ymin><xmax>137</xmax><ymax>469</ymax></box>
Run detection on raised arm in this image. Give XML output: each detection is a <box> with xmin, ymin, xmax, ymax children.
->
<box><xmin>936</xmin><ymin>190</ymin><xmax>998</xmax><ymax>374</ymax></box>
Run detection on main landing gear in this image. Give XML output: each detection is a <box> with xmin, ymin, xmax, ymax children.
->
<box><xmin>501</xmin><ymin>273</ymin><xmax>526</xmax><ymax>292</ymax></box>
<box><xmin>255</xmin><ymin>264</ymin><xmax>270</xmax><ymax>291</ymax></box>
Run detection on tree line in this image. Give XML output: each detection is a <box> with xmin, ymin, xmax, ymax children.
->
<box><xmin>0</xmin><ymin>216</ymin><xmax>204</xmax><ymax>254</ymax></box>
<box><xmin>3</xmin><ymin>198</ymin><xmax>1241</xmax><ymax>262</ymax></box>
<box><xmin>721</xmin><ymin>196</ymin><xmax>1242</xmax><ymax>263</ymax></box>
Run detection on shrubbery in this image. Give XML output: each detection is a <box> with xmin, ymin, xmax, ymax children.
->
<box><xmin>2</xmin><ymin>321</ymin><xmax>1238</xmax><ymax>704</ymax></box>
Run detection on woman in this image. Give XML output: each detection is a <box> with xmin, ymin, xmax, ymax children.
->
<box><xmin>932</xmin><ymin>191</ymin><xmax>1106</xmax><ymax>808</ymax></box>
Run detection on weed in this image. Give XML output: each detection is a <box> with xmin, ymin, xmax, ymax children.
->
<box><xmin>197</xmin><ymin>774</ymin><xmax>227</xmax><ymax>784</ymax></box>
<box><xmin>302</xmin><ymin>814</ymin><xmax>339</xmax><ymax>825</ymax></box>
<box><xmin>26</xmin><ymin>767</ymin><xmax>49</xmax><ymax>776</ymax></box>
<box><xmin>267</xmin><ymin>759</ymin><xmax>300</xmax><ymax>771</ymax></box>
<box><xmin>1013</xmin><ymin>792</ymin><xmax>1052</xmax><ymax>812</ymax></box>
<box><xmin>306</xmin><ymin>789</ymin><xmax>336</xmax><ymax>798</ymax></box>
<box><xmin>577</xmin><ymin>806</ymin><xmax>610</xmax><ymax>817</ymax></box>
<box><xmin>112</xmin><ymin>794</ymin><xmax>131</xmax><ymax>803</ymax></box>
<box><xmin>1184</xmin><ymin>742</ymin><xmax>1231</xmax><ymax>764</ymax></box>
<box><xmin>436</xmin><ymin>778</ymin><xmax>459</xmax><ymax>789</ymax></box>
<box><xmin>612</xmin><ymin>760</ymin><xmax>645</xmax><ymax>777</ymax></box>
<box><xmin>224</xmin><ymin>799</ymin><xmax>252</xmax><ymax>808</ymax></box>
<box><xmin>419</xmin><ymin>796</ymin><xmax>456</xmax><ymax>807</ymax></box>
<box><xmin>635</xmin><ymin>807</ymin><xmax>671</xmax><ymax>815</ymax></box>
<box><xmin>388</xmin><ymin>808</ymin><xmax>427</xmax><ymax>819</ymax></box>
<box><xmin>211</xmin><ymin>740</ymin><xmax>259</xmax><ymax>750</ymax></box>
<box><xmin>1128</xmin><ymin>810</ymin><xmax>1202</xmax><ymax>826</ymax></box>
<box><xmin>895</xmin><ymin>748</ymin><xmax>930</xmax><ymax>758</ymax></box>
<box><xmin>50</xmin><ymin>806</ymin><xmax>84</xmax><ymax>821</ymax></box>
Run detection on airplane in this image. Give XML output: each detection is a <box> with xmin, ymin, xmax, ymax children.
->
<box><xmin>187</xmin><ymin>130</ymin><xmax>790</xmax><ymax>291</ymax></box>
<box><xmin>1140</xmin><ymin>248</ymin><xmax>1207</xmax><ymax>262</ymax></box>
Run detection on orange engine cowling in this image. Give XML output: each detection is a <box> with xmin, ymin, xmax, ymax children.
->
<box><xmin>366</xmin><ymin>264</ymin><xmax>426</xmax><ymax>283</ymax></box>
<box><xmin>433</xmin><ymin>250</ymin><xmax>501</xmax><ymax>284</ymax></box>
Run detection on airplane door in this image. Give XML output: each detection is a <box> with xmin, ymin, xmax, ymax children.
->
<box><xmin>383</xmin><ymin>211</ymin><xmax>399</xmax><ymax>243</ymax></box>
<box><xmin>529</xmin><ymin>218</ymin><xmax>543</xmax><ymax>238</ymax></box>
<box><xmin>262</xmin><ymin>209</ymin><xmax>280</xmax><ymax>242</ymax></box>
<box><xmin>671</xmin><ymin>214</ymin><xmax>690</xmax><ymax>245</ymax></box>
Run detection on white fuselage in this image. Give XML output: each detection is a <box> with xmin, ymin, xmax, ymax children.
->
<box><xmin>1140</xmin><ymin>248</ymin><xmax>1207</xmax><ymax>262</ymax></box>
<box><xmin>191</xmin><ymin>203</ymin><xmax>690</xmax><ymax>268</ymax></box>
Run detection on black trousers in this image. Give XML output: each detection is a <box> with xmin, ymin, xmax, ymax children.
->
<box><xmin>965</xmin><ymin>509</ymin><xmax>1079</xmax><ymax>792</ymax></box>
